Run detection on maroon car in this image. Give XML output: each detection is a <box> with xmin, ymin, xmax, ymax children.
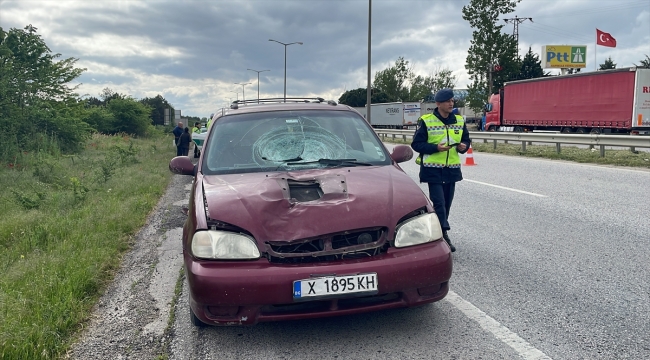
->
<box><xmin>169</xmin><ymin>98</ymin><xmax>453</xmax><ymax>326</ymax></box>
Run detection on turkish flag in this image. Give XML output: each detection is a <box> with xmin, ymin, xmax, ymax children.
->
<box><xmin>596</xmin><ymin>29</ymin><xmax>616</xmax><ymax>47</ymax></box>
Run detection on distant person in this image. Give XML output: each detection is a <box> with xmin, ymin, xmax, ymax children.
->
<box><xmin>411</xmin><ymin>88</ymin><xmax>471</xmax><ymax>252</ymax></box>
<box><xmin>206</xmin><ymin>114</ymin><xmax>214</xmax><ymax>130</ymax></box>
<box><xmin>179</xmin><ymin>127</ymin><xmax>191</xmax><ymax>157</ymax></box>
<box><xmin>173</xmin><ymin>121</ymin><xmax>184</xmax><ymax>156</ymax></box>
<box><xmin>192</xmin><ymin>122</ymin><xmax>202</xmax><ymax>158</ymax></box>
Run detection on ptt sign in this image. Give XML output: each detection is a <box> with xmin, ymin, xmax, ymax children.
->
<box><xmin>542</xmin><ymin>45</ymin><xmax>587</xmax><ymax>68</ymax></box>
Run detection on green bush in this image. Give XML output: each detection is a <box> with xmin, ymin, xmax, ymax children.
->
<box><xmin>107</xmin><ymin>98</ymin><xmax>153</xmax><ymax>137</ymax></box>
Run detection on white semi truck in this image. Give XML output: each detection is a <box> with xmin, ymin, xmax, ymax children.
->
<box><xmin>352</xmin><ymin>102</ymin><xmax>421</xmax><ymax>129</ymax></box>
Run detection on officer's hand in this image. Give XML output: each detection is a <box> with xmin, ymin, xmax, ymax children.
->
<box><xmin>457</xmin><ymin>143</ymin><xmax>467</xmax><ymax>152</ymax></box>
<box><xmin>437</xmin><ymin>144</ymin><xmax>452</xmax><ymax>152</ymax></box>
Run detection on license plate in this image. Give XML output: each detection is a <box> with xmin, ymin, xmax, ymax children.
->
<box><xmin>293</xmin><ymin>273</ymin><xmax>378</xmax><ymax>300</ymax></box>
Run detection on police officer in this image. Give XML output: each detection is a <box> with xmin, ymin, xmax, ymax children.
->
<box><xmin>411</xmin><ymin>88</ymin><xmax>471</xmax><ymax>252</ymax></box>
<box><xmin>206</xmin><ymin>113</ymin><xmax>214</xmax><ymax>130</ymax></box>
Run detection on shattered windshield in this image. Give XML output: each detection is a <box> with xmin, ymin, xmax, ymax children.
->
<box><xmin>203</xmin><ymin>110</ymin><xmax>390</xmax><ymax>174</ymax></box>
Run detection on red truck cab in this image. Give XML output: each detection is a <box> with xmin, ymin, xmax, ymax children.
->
<box><xmin>484</xmin><ymin>93</ymin><xmax>501</xmax><ymax>131</ymax></box>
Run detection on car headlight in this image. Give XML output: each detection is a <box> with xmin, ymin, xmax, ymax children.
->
<box><xmin>191</xmin><ymin>231</ymin><xmax>260</xmax><ymax>260</ymax></box>
<box><xmin>394</xmin><ymin>213</ymin><xmax>443</xmax><ymax>248</ymax></box>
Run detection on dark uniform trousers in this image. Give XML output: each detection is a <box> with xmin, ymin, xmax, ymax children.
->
<box><xmin>427</xmin><ymin>182</ymin><xmax>456</xmax><ymax>232</ymax></box>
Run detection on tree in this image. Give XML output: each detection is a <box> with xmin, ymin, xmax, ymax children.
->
<box><xmin>0</xmin><ymin>25</ymin><xmax>89</xmax><ymax>160</ymax></box>
<box><xmin>338</xmin><ymin>87</ymin><xmax>389</xmax><ymax>107</ymax></box>
<box><xmin>81</xmin><ymin>106</ymin><xmax>116</xmax><ymax>134</ymax></box>
<box><xmin>370</xmin><ymin>58</ymin><xmax>456</xmax><ymax>103</ymax></box>
<box><xmin>412</xmin><ymin>67</ymin><xmax>457</xmax><ymax>102</ymax></box>
<box><xmin>140</xmin><ymin>94</ymin><xmax>175</xmax><ymax>126</ymax></box>
<box><xmin>462</xmin><ymin>0</ymin><xmax>521</xmax><ymax>114</ymax></box>
<box><xmin>1</xmin><ymin>25</ymin><xmax>85</xmax><ymax>111</ymax></box>
<box><xmin>373</xmin><ymin>57</ymin><xmax>411</xmax><ymax>102</ymax></box>
<box><xmin>634</xmin><ymin>55</ymin><xmax>650</xmax><ymax>69</ymax></box>
<box><xmin>107</xmin><ymin>98</ymin><xmax>152</xmax><ymax>136</ymax></box>
<box><xmin>518</xmin><ymin>47</ymin><xmax>547</xmax><ymax>80</ymax></box>
<box><xmin>599</xmin><ymin>56</ymin><xmax>616</xmax><ymax>70</ymax></box>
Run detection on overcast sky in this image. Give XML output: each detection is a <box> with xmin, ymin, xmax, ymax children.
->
<box><xmin>1</xmin><ymin>0</ymin><xmax>649</xmax><ymax>117</ymax></box>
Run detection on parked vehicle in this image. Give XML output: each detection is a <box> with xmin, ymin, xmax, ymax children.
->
<box><xmin>364</xmin><ymin>102</ymin><xmax>404</xmax><ymax>128</ymax></box>
<box><xmin>191</xmin><ymin>127</ymin><xmax>208</xmax><ymax>152</ymax></box>
<box><xmin>485</xmin><ymin>67</ymin><xmax>650</xmax><ymax>135</ymax></box>
<box><xmin>402</xmin><ymin>102</ymin><xmax>421</xmax><ymax>128</ymax></box>
<box><xmin>169</xmin><ymin>98</ymin><xmax>453</xmax><ymax>326</ymax></box>
<box><xmin>354</xmin><ymin>102</ymin><xmax>421</xmax><ymax>129</ymax></box>
<box><xmin>422</xmin><ymin>103</ymin><xmax>481</xmax><ymax>124</ymax></box>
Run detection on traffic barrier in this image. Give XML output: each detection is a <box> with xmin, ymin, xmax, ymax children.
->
<box><xmin>464</xmin><ymin>145</ymin><xmax>476</xmax><ymax>166</ymax></box>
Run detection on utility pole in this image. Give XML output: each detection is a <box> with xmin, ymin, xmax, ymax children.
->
<box><xmin>488</xmin><ymin>64</ymin><xmax>493</xmax><ymax>98</ymax></box>
<box><xmin>234</xmin><ymin>82</ymin><xmax>251</xmax><ymax>104</ymax></box>
<box><xmin>503</xmin><ymin>15</ymin><xmax>532</xmax><ymax>53</ymax></box>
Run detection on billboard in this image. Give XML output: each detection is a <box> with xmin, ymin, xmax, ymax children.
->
<box><xmin>634</xmin><ymin>69</ymin><xmax>650</xmax><ymax>127</ymax></box>
<box><xmin>542</xmin><ymin>45</ymin><xmax>587</xmax><ymax>68</ymax></box>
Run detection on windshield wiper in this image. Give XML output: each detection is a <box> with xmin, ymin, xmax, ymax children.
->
<box><xmin>262</xmin><ymin>156</ymin><xmax>303</xmax><ymax>162</ymax></box>
<box><xmin>286</xmin><ymin>158</ymin><xmax>373</xmax><ymax>166</ymax></box>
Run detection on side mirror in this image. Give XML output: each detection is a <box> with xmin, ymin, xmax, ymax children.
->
<box><xmin>169</xmin><ymin>156</ymin><xmax>195</xmax><ymax>175</ymax></box>
<box><xmin>484</xmin><ymin>103</ymin><xmax>492</xmax><ymax>112</ymax></box>
<box><xmin>390</xmin><ymin>145</ymin><xmax>413</xmax><ymax>163</ymax></box>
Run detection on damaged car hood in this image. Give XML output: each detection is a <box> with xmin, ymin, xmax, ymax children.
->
<box><xmin>201</xmin><ymin>166</ymin><xmax>429</xmax><ymax>242</ymax></box>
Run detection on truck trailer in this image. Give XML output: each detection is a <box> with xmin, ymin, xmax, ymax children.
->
<box><xmin>354</xmin><ymin>102</ymin><xmax>417</xmax><ymax>129</ymax></box>
<box><xmin>484</xmin><ymin>67</ymin><xmax>650</xmax><ymax>135</ymax></box>
<box><xmin>367</xmin><ymin>102</ymin><xmax>405</xmax><ymax>128</ymax></box>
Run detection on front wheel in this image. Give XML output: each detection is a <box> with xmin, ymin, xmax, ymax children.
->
<box><xmin>190</xmin><ymin>305</ymin><xmax>207</xmax><ymax>327</ymax></box>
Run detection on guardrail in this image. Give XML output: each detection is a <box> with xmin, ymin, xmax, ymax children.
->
<box><xmin>374</xmin><ymin>129</ymin><xmax>650</xmax><ymax>157</ymax></box>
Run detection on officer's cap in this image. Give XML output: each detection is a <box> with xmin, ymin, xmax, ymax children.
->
<box><xmin>434</xmin><ymin>88</ymin><xmax>454</xmax><ymax>102</ymax></box>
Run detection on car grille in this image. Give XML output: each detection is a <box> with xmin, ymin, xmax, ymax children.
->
<box><xmin>260</xmin><ymin>292</ymin><xmax>401</xmax><ymax>315</ymax></box>
<box><xmin>264</xmin><ymin>227</ymin><xmax>389</xmax><ymax>264</ymax></box>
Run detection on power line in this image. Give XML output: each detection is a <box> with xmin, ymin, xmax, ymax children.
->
<box><xmin>521</xmin><ymin>22</ymin><xmax>593</xmax><ymax>44</ymax></box>
<box><xmin>530</xmin><ymin>1</ymin><xmax>648</xmax><ymax>20</ymax></box>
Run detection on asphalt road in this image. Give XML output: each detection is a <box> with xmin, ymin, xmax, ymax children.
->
<box><xmin>161</xmin><ymin>146</ymin><xmax>650</xmax><ymax>360</ymax></box>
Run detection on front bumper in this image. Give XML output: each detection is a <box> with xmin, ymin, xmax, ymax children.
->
<box><xmin>186</xmin><ymin>240</ymin><xmax>452</xmax><ymax>325</ymax></box>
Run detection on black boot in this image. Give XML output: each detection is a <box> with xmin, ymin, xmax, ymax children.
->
<box><xmin>443</xmin><ymin>232</ymin><xmax>456</xmax><ymax>252</ymax></box>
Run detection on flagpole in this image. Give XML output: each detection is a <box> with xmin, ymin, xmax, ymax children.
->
<box><xmin>594</xmin><ymin>29</ymin><xmax>597</xmax><ymax>71</ymax></box>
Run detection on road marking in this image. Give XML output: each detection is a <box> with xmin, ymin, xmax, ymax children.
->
<box><xmin>464</xmin><ymin>179</ymin><xmax>547</xmax><ymax>197</ymax></box>
<box><xmin>445</xmin><ymin>291</ymin><xmax>552</xmax><ymax>360</ymax></box>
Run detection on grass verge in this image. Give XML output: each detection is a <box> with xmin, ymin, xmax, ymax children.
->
<box><xmin>0</xmin><ymin>133</ymin><xmax>174</xmax><ymax>360</ymax></box>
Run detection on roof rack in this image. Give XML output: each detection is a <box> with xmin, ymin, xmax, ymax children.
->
<box><xmin>230</xmin><ymin>97</ymin><xmax>337</xmax><ymax>109</ymax></box>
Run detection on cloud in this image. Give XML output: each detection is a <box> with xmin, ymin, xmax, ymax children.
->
<box><xmin>2</xmin><ymin>0</ymin><xmax>649</xmax><ymax>116</ymax></box>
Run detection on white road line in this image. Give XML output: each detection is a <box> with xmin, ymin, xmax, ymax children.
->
<box><xmin>445</xmin><ymin>291</ymin><xmax>552</xmax><ymax>360</ymax></box>
<box><xmin>464</xmin><ymin>179</ymin><xmax>547</xmax><ymax>197</ymax></box>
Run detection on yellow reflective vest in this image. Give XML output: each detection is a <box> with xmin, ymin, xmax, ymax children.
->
<box><xmin>415</xmin><ymin>114</ymin><xmax>465</xmax><ymax>168</ymax></box>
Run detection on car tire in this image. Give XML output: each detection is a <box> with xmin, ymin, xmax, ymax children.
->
<box><xmin>190</xmin><ymin>305</ymin><xmax>207</xmax><ymax>327</ymax></box>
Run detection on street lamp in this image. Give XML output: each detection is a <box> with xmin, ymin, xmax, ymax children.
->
<box><xmin>234</xmin><ymin>82</ymin><xmax>251</xmax><ymax>104</ymax></box>
<box><xmin>268</xmin><ymin>39</ymin><xmax>303</xmax><ymax>102</ymax></box>
<box><xmin>230</xmin><ymin>90</ymin><xmax>239</xmax><ymax>101</ymax></box>
<box><xmin>247</xmin><ymin>68</ymin><xmax>270</xmax><ymax>103</ymax></box>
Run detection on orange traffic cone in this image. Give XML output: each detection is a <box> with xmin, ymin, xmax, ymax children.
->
<box><xmin>464</xmin><ymin>145</ymin><xmax>476</xmax><ymax>166</ymax></box>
